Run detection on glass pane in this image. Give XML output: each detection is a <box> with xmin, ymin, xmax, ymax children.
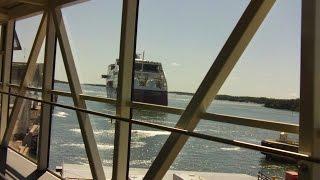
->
<box><xmin>12</xmin><ymin>14</ymin><xmax>45</xmax><ymax>88</ymax></box>
<box><xmin>90</xmin><ymin>114</ymin><xmax>115</xmax><ymax>178</ymax></box>
<box><xmin>210</xmin><ymin>0</ymin><xmax>301</xmax><ymax>119</ymax></box>
<box><xmin>50</xmin><ymin>1</ymin><xmax>121</xmax><ymax>175</ymax></box>
<box><xmin>50</xmin><ymin>102</ymin><xmax>115</xmax><ymax>178</ymax></box>
<box><xmin>8</xmin><ymin>96</ymin><xmax>41</xmax><ymax>163</ymax></box>
<box><xmin>170</xmin><ymin>138</ymin><xmax>298</xmax><ymax>179</ymax></box>
<box><xmin>133</xmin><ymin>109</ymin><xmax>179</xmax><ymax>128</ymax></box>
<box><xmin>208</xmin><ymin>100</ymin><xmax>299</xmax><ymax>124</ymax></box>
<box><xmin>85</xmin><ymin>100</ymin><xmax>116</xmax><ymax>115</ymax></box>
<box><xmin>134</xmin><ymin>0</ymin><xmax>249</xmax><ymax>107</ymax></box>
<box><xmin>13</xmin><ymin>15</ymin><xmax>43</xmax><ymax>65</ymax></box>
<box><xmin>49</xmin><ymin>106</ymin><xmax>92</xmax><ymax>178</ymax></box>
<box><xmin>54</xmin><ymin>41</ymin><xmax>71</xmax><ymax>93</ymax></box>
<box><xmin>7</xmin><ymin>15</ymin><xmax>45</xmax><ymax>163</ymax></box>
<box><xmin>129</xmin><ymin>125</ymin><xmax>169</xmax><ymax>178</ymax></box>
<box><xmin>59</xmin><ymin>0</ymin><xmax>122</xmax><ymax>98</ymax></box>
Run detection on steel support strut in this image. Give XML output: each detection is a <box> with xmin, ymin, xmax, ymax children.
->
<box><xmin>0</xmin><ymin>21</ymin><xmax>15</xmax><ymax>143</ymax></box>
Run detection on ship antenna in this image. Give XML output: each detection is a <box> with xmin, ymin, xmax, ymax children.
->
<box><xmin>142</xmin><ymin>50</ymin><xmax>145</xmax><ymax>61</ymax></box>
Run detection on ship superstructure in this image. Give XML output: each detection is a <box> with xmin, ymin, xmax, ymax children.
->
<box><xmin>102</xmin><ymin>54</ymin><xmax>168</xmax><ymax>106</ymax></box>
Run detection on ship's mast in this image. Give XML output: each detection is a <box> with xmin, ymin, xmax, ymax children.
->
<box><xmin>142</xmin><ymin>50</ymin><xmax>145</xmax><ymax>61</ymax></box>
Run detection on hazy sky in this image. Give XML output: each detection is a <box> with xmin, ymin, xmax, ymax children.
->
<box><xmin>13</xmin><ymin>0</ymin><xmax>301</xmax><ymax>98</ymax></box>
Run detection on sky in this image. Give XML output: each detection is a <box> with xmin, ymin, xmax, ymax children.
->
<box><xmin>13</xmin><ymin>0</ymin><xmax>301</xmax><ymax>99</ymax></box>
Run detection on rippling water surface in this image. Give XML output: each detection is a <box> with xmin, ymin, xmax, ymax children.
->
<box><xmin>49</xmin><ymin>83</ymin><xmax>298</xmax><ymax>178</ymax></box>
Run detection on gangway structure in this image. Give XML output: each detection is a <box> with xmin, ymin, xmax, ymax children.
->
<box><xmin>0</xmin><ymin>0</ymin><xmax>318</xmax><ymax>180</ymax></box>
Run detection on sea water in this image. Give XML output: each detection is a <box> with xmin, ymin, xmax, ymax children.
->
<box><xmin>49</xmin><ymin>83</ymin><xmax>298</xmax><ymax>178</ymax></box>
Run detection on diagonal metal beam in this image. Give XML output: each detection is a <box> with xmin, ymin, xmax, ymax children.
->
<box><xmin>0</xmin><ymin>20</ymin><xmax>15</xmax><ymax>143</ymax></box>
<box><xmin>144</xmin><ymin>0</ymin><xmax>276</xmax><ymax>179</ymax></box>
<box><xmin>52</xmin><ymin>8</ymin><xmax>106</xmax><ymax>180</ymax></box>
<box><xmin>2</xmin><ymin>13</ymin><xmax>47</xmax><ymax>146</ymax></box>
<box><xmin>37</xmin><ymin>8</ymin><xmax>57</xmax><ymax>170</ymax></box>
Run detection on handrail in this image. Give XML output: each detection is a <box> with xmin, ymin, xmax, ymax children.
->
<box><xmin>3</xmin><ymin>83</ymin><xmax>299</xmax><ymax>134</ymax></box>
<box><xmin>0</xmin><ymin>90</ymin><xmax>318</xmax><ymax>165</ymax></box>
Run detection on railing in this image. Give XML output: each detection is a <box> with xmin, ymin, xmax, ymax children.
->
<box><xmin>6</xmin><ymin>82</ymin><xmax>299</xmax><ymax>134</ymax></box>
<box><xmin>0</xmin><ymin>0</ymin><xmax>318</xmax><ymax>179</ymax></box>
<box><xmin>1</xmin><ymin>85</ymin><xmax>320</xmax><ymax>166</ymax></box>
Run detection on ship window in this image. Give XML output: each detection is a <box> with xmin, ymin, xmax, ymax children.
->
<box><xmin>135</xmin><ymin>63</ymin><xmax>142</xmax><ymax>71</ymax></box>
<box><xmin>143</xmin><ymin>64</ymin><xmax>159</xmax><ymax>72</ymax></box>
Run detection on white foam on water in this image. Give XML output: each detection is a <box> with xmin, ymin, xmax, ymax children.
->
<box><xmin>130</xmin><ymin>159</ymin><xmax>152</xmax><ymax>166</ymax></box>
<box><xmin>97</xmin><ymin>144</ymin><xmax>114</xmax><ymax>150</ymax></box>
<box><xmin>53</xmin><ymin>111</ymin><xmax>69</xmax><ymax>118</ymax></box>
<box><xmin>79</xmin><ymin>162</ymin><xmax>90</xmax><ymax>166</ymax></box>
<box><xmin>131</xmin><ymin>130</ymin><xmax>170</xmax><ymax>138</ymax></box>
<box><xmin>69</xmin><ymin>129</ymin><xmax>169</xmax><ymax>139</ymax></box>
<box><xmin>102</xmin><ymin>159</ymin><xmax>113</xmax><ymax>164</ymax></box>
<box><xmin>61</xmin><ymin>143</ymin><xmax>114</xmax><ymax>150</ymax></box>
<box><xmin>93</xmin><ymin>129</ymin><xmax>108</xmax><ymax>135</ymax></box>
<box><xmin>220</xmin><ymin>147</ymin><xmax>241</xmax><ymax>151</ymax></box>
<box><xmin>131</xmin><ymin>141</ymin><xmax>146</xmax><ymax>148</ymax></box>
<box><xmin>69</xmin><ymin>128</ymin><xmax>81</xmax><ymax>133</ymax></box>
<box><xmin>61</xmin><ymin>143</ymin><xmax>84</xmax><ymax>148</ymax></box>
<box><xmin>82</xmin><ymin>89</ymin><xmax>98</xmax><ymax>93</ymax></box>
<box><xmin>69</xmin><ymin>128</ymin><xmax>113</xmax><ymax>135</ymax></box>
<box><xmin>105</xmin><ymin>130</ymin><xmax>115</xmax><ymax>134</ymax></box>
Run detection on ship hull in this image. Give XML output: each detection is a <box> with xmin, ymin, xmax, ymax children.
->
<box><xmin>106</xmin><ymin>87</ymin><xmax>168</xmax><ymax>106</ymax></box>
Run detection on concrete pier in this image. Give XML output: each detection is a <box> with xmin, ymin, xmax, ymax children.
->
<box><xmin>60</xmin><ymin>164</ymin><xmax>256</xmax><ymax>180</ymax></box>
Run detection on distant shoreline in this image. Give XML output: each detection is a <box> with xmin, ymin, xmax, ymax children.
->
<box><xmin>170</xmin><ymin>91</ymin><xmax>299</xmax><ymax>112</ymax></box>
<box><xmin>54</xmin><ymin>81</ymin><xmax>299</xmax><ymax>112</ymax></box>
<box><xmin>54</xmin><ymin>80</ymin><xmax>105</xmax><ymax>87</ymax></box>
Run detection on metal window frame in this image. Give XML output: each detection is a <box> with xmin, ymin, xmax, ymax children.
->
<box><xmin>112</xmin><ymin>0</ymin><xmax>139</xmax><ymax>179</ymax></box>
<box><xmin>0</xmin><ymin>20</ymin><xmax>15</xmax><ymax>143</ymax></box>
<box><xmin>0</xmin><ymin>0</ymin><xmax>318</xmax><ymax>180</ymax></box>
<box><xmin>1</xmin><ymin>12</ymin><xmax>47</xmax><ymax>147</ymax></box>
<box><xmin>145</xmin><ymin>1</ymin><xmax>276</xmax><ymax>178</ymax></box>
<box><xmin>299</xmin><ymin>0</ymin><xmax>320</xmax><ymax>179</ymax></box>
<box><xmin>37</xmin><ymin>4</ymin><xmax>57</xmax><ymax>171</ymax></box>
<box><xmin>51</xmin><ymin>8</ymin><xmax>106</xmax><ymax>179</ymax></box>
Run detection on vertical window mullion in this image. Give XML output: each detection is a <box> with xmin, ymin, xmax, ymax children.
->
<box><xmin>112</xmin><ymin>0</ymin><xmax>139</xmax><ymax>179</ymax></box>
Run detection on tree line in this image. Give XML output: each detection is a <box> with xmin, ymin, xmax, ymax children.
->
<box><xmin>170</xmin><ymin>92</ymin><xmax>299</xmax><ymax>112</ymax></box>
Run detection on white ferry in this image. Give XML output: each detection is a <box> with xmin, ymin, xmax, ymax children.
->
<box><xmin>102</xmin><ymin>53</ymin><xmax>168</xmax><ymax>106</ymax></box>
